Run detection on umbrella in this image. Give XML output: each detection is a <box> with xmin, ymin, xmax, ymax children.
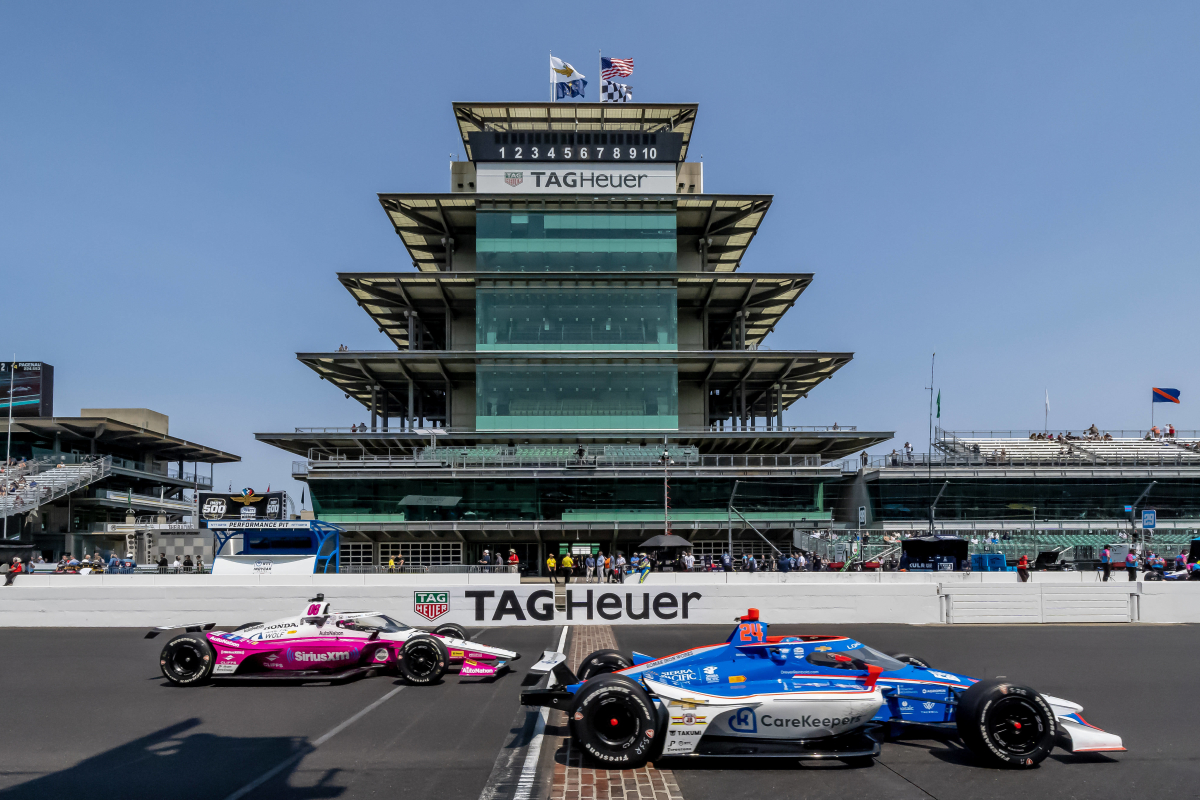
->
<box><xmin>639</xmin><ymin>534</ymin><xmax>692</xmax><ymax>548</ymax></box>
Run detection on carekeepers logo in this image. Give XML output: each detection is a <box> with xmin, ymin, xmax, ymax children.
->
<box><xmin>504</xmin><ymin>171</ymin><xmax>523</xmax><ymax>187</ymax></box>
<box><xmin>414</xmin><ymin>591</ymin><xmax>450</xmax><ymax>621</ymax></box>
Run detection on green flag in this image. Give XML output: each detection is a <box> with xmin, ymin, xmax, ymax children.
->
<box><xmin>936</xmin><ymin>390</ymin><xmax>941</xmax><ymax>419</ymax></box>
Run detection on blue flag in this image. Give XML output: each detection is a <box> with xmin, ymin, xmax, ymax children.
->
<box><xmin>1152</xmin><ymin>387</ymin><xmax>1180</xmax><ymax>403</ymax></box>
<box><xmin>555</xmin><ymin>78</ymin><xmax>586</xmax><ymax>99</ymax></box>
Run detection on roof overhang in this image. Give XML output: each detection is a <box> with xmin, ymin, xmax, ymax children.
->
<box><xmin>377</xmin><ymin>193</ymin><xmax>771</xmax><ymax>274</ymax></box>
<box><xmin>0</xmin><ymin>418</ymin><xmax>240</xmax><ymax>463</ymax></box>
<box><xmin>295</xmin><ymin>349</ymin><xmax>852</xmax><ymax>417</ymax></box>
<box><xmin>453</xmin><ymin>102</ymin><xmax>698</xmax><ymax>162</ymax></box>
<box><xmin>338</xmin><ymin>271</ymin><xmax>812</xmax><ymax>351</ymax></box>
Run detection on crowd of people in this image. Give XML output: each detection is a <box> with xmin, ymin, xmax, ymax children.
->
<box><xmin>1</xmin><ymin>550</ymin><xmax>213</xmax><ymax>584</ymax></box>
<box><xmin>535</xmin><ymin>548</ymin><xmax>841</xmax><ymax>584</ymax></box>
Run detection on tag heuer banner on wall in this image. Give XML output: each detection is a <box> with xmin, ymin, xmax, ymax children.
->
<box><xmin>475</xmin><ymin>162</ymin><xmax>676</xmax><ymax>194</ymax></box>
<box><xmin>198</xmin><ymin>489</ymin><xmax>287</xmax><ymax>526</ymax></box>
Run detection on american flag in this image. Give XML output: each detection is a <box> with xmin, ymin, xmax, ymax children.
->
<box><xmin>601</xmin><ymin>57</ymin><xmax>634</xmax><ymax>80</ymax></box>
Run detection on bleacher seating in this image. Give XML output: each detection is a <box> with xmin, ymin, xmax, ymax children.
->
<box><xmin>0</xmin><ymin>457</ymin><xmax>112</xmax><ymax>519</ymax></box>
<box><xmin>946</xmin><ymin>437</ymin><xmax>1091</xmax><ymax>464</ymax></box>
<box><xmin>943</xmin><ymin>436</ymin><xmax>1200</xmax><ymax>466</ymax></box>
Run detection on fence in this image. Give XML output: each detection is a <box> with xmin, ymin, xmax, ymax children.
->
<box><xmin>338</xmin><ymin>564</ymin><xmax>520</xmax><ymax>575</ymax></box>
<box><xmin>303</xmin><ymin>450</ymin><xmax>824</xmax><ymax>470</ymax></box>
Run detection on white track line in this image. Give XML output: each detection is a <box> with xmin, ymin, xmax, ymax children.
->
<box><xmin>512</xmin><ymin>625</ymin><xmax>569</xmax><ymax>800</ymax></box>
<box><xmin>222</xmin><ymin>685</ymin><xmax>406</xmax><ymax>800</ymax></box>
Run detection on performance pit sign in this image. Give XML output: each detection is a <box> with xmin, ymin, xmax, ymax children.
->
<box><xmin>476</xmin><ymin>162</ymin><xmax>676</xmax><ymax>194</ymax></box>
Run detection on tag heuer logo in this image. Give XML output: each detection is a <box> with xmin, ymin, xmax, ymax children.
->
<box><xmin>414</xmin><ymin>591</ymin><xmax>450</xmax><ymax>621</ymax></box>
<box><xmin>504</xmin><ymin>171</ymin><xmax>523</xmax><ymax>187</ymax></box>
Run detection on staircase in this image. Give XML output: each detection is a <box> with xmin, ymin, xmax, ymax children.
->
<box><xmin>0</xmin><ymin>456</ymin><xmax>112</xmax><ymax>520</ymax></box>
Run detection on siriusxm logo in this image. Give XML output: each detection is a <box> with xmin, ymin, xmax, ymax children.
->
<box><xmin>288</xmin><ymin>649</ymin><xmax>357</xmax><ymax>663</ymax></box>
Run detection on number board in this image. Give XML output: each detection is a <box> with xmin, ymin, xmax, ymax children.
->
<box><xmin>468</xmin><ymin>131</ymin><xmax>683</xmax><ymax>162</ymax></box>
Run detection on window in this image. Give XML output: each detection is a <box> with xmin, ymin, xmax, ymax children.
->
<box><xmin>477</xmin><ymin>212</ymin><xmax>677</xmax><ymax>272</ymax></box>
<box><xmin>476</xmin><ymin>363</ymin><xmax>678</xmax><ymax>430</ymax></box>
<box><xmin>476</xmin><ymin>285</ymin><xmax>676</xmax><ymax>350</ymax></box>
<box><xmin>805</xmin><ymin>647</ymin><xmax>904</xmax><ymax>672</ymax></box>
<box><xmin>380</xmin><ymin>542</ymin><xmax>462</xmax><ymax>566</ymax></box>
<box><xmin>340</xmin><ymin>542</ymin><xmax>373</xmax><ymax>566</ymax></box>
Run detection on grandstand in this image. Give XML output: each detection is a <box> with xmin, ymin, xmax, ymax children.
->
<box><xmin>0</xmin><ymin>457</ymin><xmax>112</xmax><ymax>520</ymax></box>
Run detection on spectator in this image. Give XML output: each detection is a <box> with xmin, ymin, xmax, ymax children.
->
<box><xmin>546</xmin><ymin>552</ymin><xmax>558</xmax><ymax>583</ymax></box>
<box><xmin>560</xmin><ymin>552</ymin><xmax>574</xmax><ymax>585</ymax></box>
<box><xmin>584</xmin><ymin>553</ymin><xmax>595</xmax><ymax>583</ymax></box>
<box><xmin>1168</xmin><ymin>424</ymin><xmax>1176</xmax><ymax>438</ymax></box>
<box><xmin>797</xmin><ymin>551</ymin><xmax>808</xmax><ymax>571</ymax></box>
<box><xmin>493</xmin><ymin>550</ymin><xmax>503</xmax><ymax>570</ymax></box>
<box><xmin>860</xmin><ymin>451</ymin><xmax>868</xmax><ymax>468</ymax></box>
<box><xmin>683</xmin><ymin>550</ymin><xmax>695</xmax><ymax>572</ymax></box>
<box><xmin>720</xmin><ymin>551</ymin><xmax>732</xmax><ymax>572</ymax></box>
<box><xmin>592</xmin><ymin>553</ymin><xmax>604</xmax><ymax>582</ymax></box>
<box><xmin>183</xmin><ymin>555</ymin><xmax>194</xmax><ymax>572</ymax></box>
<box><xmin>172</xmin><ymin>556</ymin><xmax>183</xmax><ymax>571</ymax></box>
<box><xmin>614</xmin><ymin>553</ymin><xmax>626</xmax><ymax>583</ymax></box>
<box><xmin>1017</xmin><ymin>553</ymin><xmax>1030</xmax><ymax>582</ymax></box>
<box><xmin>1125</xmin><ymin>549</ymin><xmax>1138</xmax><ymax>581</ymax></box>
<box><xmin>903</xmin><ymin>442</ymin><xmax>913</xmax><ymax>463</ymax></box>
<box><xmin>4</xmin><ymin>557</ymin><xmax>23</xmax><ymax>586</ymax></box>
<box><xmin>195</xmin><ymin>556</ymin><xmax>205</xmax><ymax>574</ymax></box>
<box><xmin>1099</xmin><ymin>545</ymin><xmax>1111</xmax><ymax>582</ymax></box>
<box><xmin>507</xmin><ymin>549</ymin><xmax>520</xmax><ymax>571</ymax></box>
<box><xmin>107</xmin><ymin>553</ymin><xmax>119</xmax><ymax>572</ymax></box>
<box><xmin>478</xmin><ymin>549</ymin><xmax>491</xmax><ymax>574</ymax></box>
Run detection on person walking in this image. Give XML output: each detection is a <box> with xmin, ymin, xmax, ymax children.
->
<box><xmin>721</xmin><ymin>551</ymin><xmax>733</xmax><ymax>572</ymax></box>
<box><xmin>593</xmin><ymin>554</ymin><xmax>604</xmax><ymax>583</ymax></box>
<box><xmin>1099</xmin><ymin>545</ymin><xmax>1111</xmax><ymax>582</ymax></box>
<box><xmin>1017</xmin><ymin>553</ymin><xmax>1030</xmax><ymax>583</ymax></box>
<box><xmin>584</xmin><ymin>553</ymin><xmax>595</xmax><ymax>583</ymax></box>
<box><xmin>560</xmin><ymin>552</ymin><xmax>574</xmax><ymax>585</ymax></box>
<box><xmin>546</xmin><ymin>552</ymin><xmax>558</xmax><ymax>584</ymax></box>
<box><xmin>1125</xmin><ymin>549</ymin><xmax>1138</xmax><ymax>581</ymax></box>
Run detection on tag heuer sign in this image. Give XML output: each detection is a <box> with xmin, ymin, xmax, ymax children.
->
<box><xmin>414</xmin><ymin>591</ymin><xmax>449</xmax><ymax>621</ymax></box>
<box><xmin>504</xmin><ymin>171</ymin><xmax>523</xmax><ymax>187</ymax></box>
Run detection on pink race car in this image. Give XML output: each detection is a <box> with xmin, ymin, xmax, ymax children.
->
<box><xmin>146</xmin><ymin>594</ymin><xmax>518</xmax><ymax>686</ymax></box>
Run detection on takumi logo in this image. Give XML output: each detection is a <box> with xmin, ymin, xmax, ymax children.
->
<box><xmin>414</xmin><ymin>591</ymin><xmax>450</xmax><ymax>621</ymax></box>
<box><xmin>504</xmin><ymin>171</ymin><xmax>523</xmax><ymax>187</ymax></box>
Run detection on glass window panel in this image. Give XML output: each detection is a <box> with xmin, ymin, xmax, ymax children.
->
<box><xmin>477</xmin><ymin>211</ymin><xmax>676</xmax><ymax>272</ymax></box>
<box><xmin>477</xmin><ymin>287</ymin><xmax>676</xmax><ymax>350</ymax></box>
<box><xmin>476</xmin><ymin>364</ymin><xmax>678</xmax><ymax>430</ymax></box>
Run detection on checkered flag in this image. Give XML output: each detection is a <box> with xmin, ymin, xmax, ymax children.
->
<box><xmin>601</xmin><ymin>80</ymin><xmax>633</xmax><ymax>103</ymax></box>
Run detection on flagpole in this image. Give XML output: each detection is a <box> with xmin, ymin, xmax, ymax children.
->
<box><xmin>927</xmin><ymin>353</ymin><xmax>935</xmax><ymax>537</ymax></box>
<box><xmin>598</xmin><ymin>49</ymin><xmax>602</xmax><ymax>103</ymax></box>
<box><xmin>549</xmin><ymin>51</ymin><xmax>553</xmax><ymax>102</ymax></box>
<box><xmin>3</xmin><ymin>356</ymin><xmax>13</xmax><ymax>539</ymax></box>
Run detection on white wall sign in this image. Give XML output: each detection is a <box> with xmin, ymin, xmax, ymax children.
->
<box><xmin>475</xmin><ymin>162</ymin><xmax>676</xmax><ymax>194</ymax></box>
<box><xmin>212</xmin><ymin>555</ymin><xmax>317</xmax><ymax>575</ymax></box>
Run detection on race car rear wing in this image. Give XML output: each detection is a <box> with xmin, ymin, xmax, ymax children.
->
<box><xmin>144</xmin><ymin>622</ymin><xmax>216</xmax><ymax>639</ymax></box>
<box><xmin>520</xmin><ymin>651</ymin><xmax>579</xmax><ymax>709</ymax></box>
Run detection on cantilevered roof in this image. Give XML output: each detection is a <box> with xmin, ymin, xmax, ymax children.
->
<box><xmin>377</xmin><ymin>194</ymin><xmax>771</xmax><ymax>274</ymax></box>
<box><xmin>453</xmin><ymin>102</ymin><xmax>698</xmax><ymax>162</ymax></box>
<box><xmin>256</xmin><ymin>427</ymin><xmax>889</xmax><ymax>461</ymax></box>
<box><xmin>294</xmin><ymin>349</ymin><xmax>851</xmax><ymax>422</ymax></box>
<box><xmin>339</xmin><ymin>272</ymin><xmax>811</xmax><ymax>351</ymax></box>
<box><xmin>0</xmin><ymin>417</ymin><xmax>240</xmax><ymax>463</ymax></box>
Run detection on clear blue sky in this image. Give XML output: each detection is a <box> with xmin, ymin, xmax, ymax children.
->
<box><xmin>3</xmin><ymin>1</ymin><xmax>1199</xmax><ymax>498</ymax></box>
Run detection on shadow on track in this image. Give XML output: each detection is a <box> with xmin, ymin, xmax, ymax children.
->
<box><xmin>0</xmin><ymin>718</ymin><xmax>339</xmax><ymax>800</ymax></box>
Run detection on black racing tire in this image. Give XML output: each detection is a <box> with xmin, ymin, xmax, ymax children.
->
<box><xmin>956</xmin><ymin>679</ymin><xmax>1055</xmax><ymax>768</ymax></box>
<box><xmin>890</xmin><ymin>653</ymin><xmax>932</xmax><ymax>669</ymax></box>
<box><xmin>569</xmin><ymin>673</ymin><xmax>657</xmax><ymax>769</ymax></box>
<box><xmin>433</xmin><ymin>623</ymin><xmax>469</xmax><ymax>641</ymax></box>
<box><xmin>577</xmin><ymin>649</ymin><xmax>633</xmax><ymax>681</ymax></box>
<box><xmin>159</xmin><ymin>634</ymin><xmax>215</xmax><ymax>686</ymax></box>
<box><xmin>1143</xmin><ymin>571</ymin><xmax>1163</xmax><ymax>581</ymax></box>
<box><xmin>233</xmin><ymin>622</ymin><xmax>263</xmax><ymax>631</ymax></box>
<box><xmin>398</xmin><ymin>634</ymin><xmax>449</xmax><ymax>685</ymax></box>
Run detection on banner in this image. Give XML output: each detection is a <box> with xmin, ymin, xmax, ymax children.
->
<box><xmin>475</xmin><ymin>163</ymin><xmax>676</xmax><ymax>194</ymax></box>
<box><xmin>0</xmin><ymin>362</ymin><xmax>53</xmax><ymax>417</ymax></box>
<box><xmin>198</xmin><ymin>490</ymin><xmax>287</xmax><ymax>525</ymax></box>
<box><xmin>213</xmin><ymin>555</ymin><xmax>316</xmax><ymax>575</ymax></box>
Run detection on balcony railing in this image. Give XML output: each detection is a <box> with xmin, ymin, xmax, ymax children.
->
<box><xmin>292</xmin><ymin>424</ymin><xmax>855</xmax><ymax>434</ymax></box>
<box><xmin>838</xmin><ymin>451</ymin><xmax>1200</xmax><ymax>471</ymax></box>
<box><xmin>301</xmin><ymin>450</ymin><xmax>826</xmax><ymax>470</ymax></box>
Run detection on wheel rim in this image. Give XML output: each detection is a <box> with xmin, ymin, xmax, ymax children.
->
<box><xmin>590</xmin><ymin>697</ymin><xmax>640</xmax><ymax>746</ymax></box>
<box><xmin>987</xmin><ymin>697</ymin><xmax>1044</xmax><ymax>755</ymax></box>
<box><xmin>407</xmin><ymin>642</ymin><xmax>439</xmax><ymax>676</ymax></box>
<box><xmin>169</xmin><ymin>644</ymin><xmax>203</xmax><ymax>678</ymax></box>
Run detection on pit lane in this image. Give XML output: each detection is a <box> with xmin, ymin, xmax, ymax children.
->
<box><xmin>0</xmin><ymin>624</ymin><xmax>1196</xmax><ymax>799</ymax></box>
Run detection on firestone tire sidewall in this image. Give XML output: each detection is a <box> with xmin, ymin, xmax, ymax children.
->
<box><xmin>569</xmin><ymin>675</ymin><xmax>656</xmax><ymax>769</ymax></box>
<box><xmin>433</xmin><ymin>623</ymin><xmax>469</xmax><ymax>642</ymax></box>
<box><xmin>577</xmin><ymin>649</ymin><xmax>632</xmax><ymax>682</ymax></box>
<box><xmin>399</xmin><ymin>635</ymin><xmax>449</xmax><ymax>685</ymax></box>
<box><xmin>957</xmin><ymin>681</ymin><xmax>1055</xmax><ymax>769</ymax></box>
<box><xmin>160</xmin><ymin>635</ymin><xmax>215</xmax><ymax>686</ymax></box>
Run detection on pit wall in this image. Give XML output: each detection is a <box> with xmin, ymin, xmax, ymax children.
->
<box><xmin>2</xmin><ymin>575</ymin><xmax>1197</xmax><ymax>627</ymax></box>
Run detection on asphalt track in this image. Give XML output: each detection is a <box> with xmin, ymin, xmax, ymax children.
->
<box><xmin>0</xmin><ymin>624</ymin><xmax>1196</xmax><ymax>799</ymax></box>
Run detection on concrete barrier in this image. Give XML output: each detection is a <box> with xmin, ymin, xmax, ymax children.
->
<box><xmin>0</xmin><ymin>574</ymin><xmax>1193</xmax><ymax>627</ymax></box>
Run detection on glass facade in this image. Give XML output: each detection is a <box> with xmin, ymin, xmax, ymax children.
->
<box><xmin>311</xmin><ymin>477</ymin><xmax>830</xmax><ymax>522</ymax></box>
<box><xmin>871</xmin><ymin>477</ymin><xmax>1200</xmax><ymax>522</ymax></box>
<box><xmin>476</xmin><ymin>363</ymin><xmax>678</xmax><ymax>430</ymax></box>
<box><xmin>476</xmin><ymin>211</ymin><xmax>676</xmax><ymax>272</ymax></box>
<box><xmin>476</xmin><ymin>285</ymin><xmax>677</xmax><ymax>351</ymax></box>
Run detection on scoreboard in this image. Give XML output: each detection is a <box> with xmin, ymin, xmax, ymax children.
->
<box><xmin>468</xmin><ymin>130</ymin><xmax>683</xmax><ymax>163</ymax></box>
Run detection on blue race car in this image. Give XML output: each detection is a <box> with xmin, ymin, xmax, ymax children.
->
<box><xmin>522</xmin><ymin>609</ymin><xmax>1123</xmax><ymax>769</ymax></box>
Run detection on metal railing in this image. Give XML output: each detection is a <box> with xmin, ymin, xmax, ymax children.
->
<box><xmin>37</xmin><ymin>452</ymin><xmax>213</xmax><ymax>488</ymax></box>
<box><xmin>303</xmin><ymin>450</ymin><xmax>825</xmax><ymax>470</ymax></box>
<box><xmin>338</xmin><ymin>564</ymin><xmax>520</xmax><ymax>574</ymax></box>
<box><xmin>937</xmin><ymin>427</ymin><xmax>1200</xmax><ymax>441</ymax></box>
<box><xmin>293</xmin><ymin>424</ymin><xmax>856</xmax><ymax>434</ymax></box>
<box><xmin>838</xmin><ymin>451</ymin><xmax>1200</xmax><ymax>472</ymax></box>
